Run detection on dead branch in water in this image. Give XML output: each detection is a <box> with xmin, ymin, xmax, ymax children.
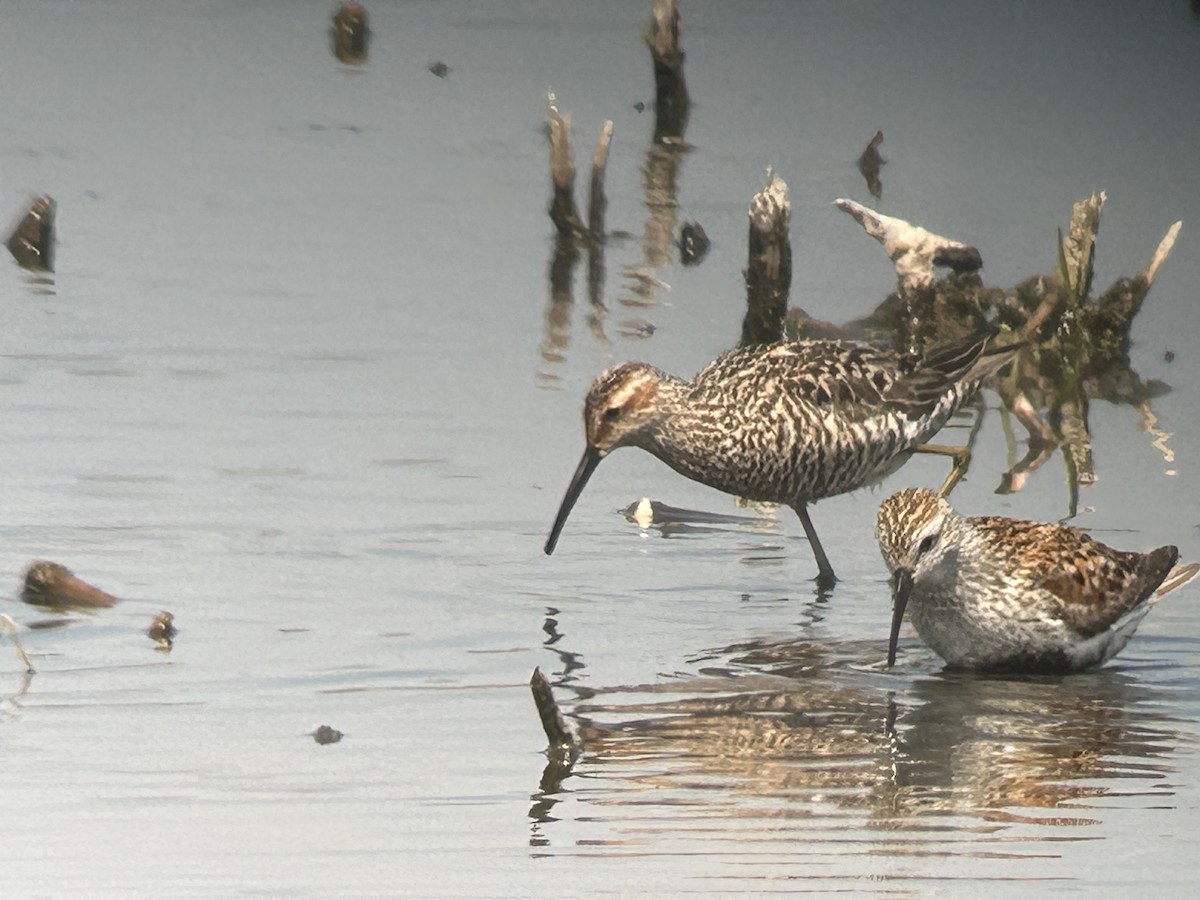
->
<box><xmin>741</xmin><ymin>172</ymin><xmax>792</xmax><ymax>346</ymax></box>
<box><xmin>644</xmin><ymin>0</ymin><xmax>689</xmax><ymax>144</ymax></box>
<box><xmin>788</xmin><ymin>194</ymin><xmax>1180</xmax><ymax>506</ymax></box>
<box><xmin>547</xmin><ymin>94</ymin><xmax>585</xmax><ymax>239</ymax></box>
<box><xmin>530</xmin><ymin>667</ymin><xmax>579</xmax><ymax>766</ymax></box>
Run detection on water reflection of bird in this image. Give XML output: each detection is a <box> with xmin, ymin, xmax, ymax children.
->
<box><xmin>877</xmin><ymin>487</ymin><xmax>1200</xmax><ymax>672</ymax></box>
<box><xmin>883</xmin><ymin>669</ymin><xmax>1179</xmax><ymax>822</ymax></box>
<box><xmin>545</xmin><ymin>335</ymin><xmax>1020</xmax><ymax>584</ymax></box>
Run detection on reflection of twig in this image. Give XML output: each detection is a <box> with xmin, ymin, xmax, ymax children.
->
<box><xmin>1139</xmin><ymin>402</ymin><xmax>1177</xmax><ymax>477</ymax></box>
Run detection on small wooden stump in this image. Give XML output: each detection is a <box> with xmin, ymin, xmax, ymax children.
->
<box><xmin>6</xmin><ymin>195</ymin><xmax>56</xmax><ymax>272</ymax></box>
<box><xmin>331</xmin><ymin>2</ymin><xmax>369</xmax><ymax>65</ymax></box>
<box><xmin>644</xmin><ymin>0</ymin><xmax>690</xmax><ymax>144</ymax></box>
<box><xmin>741</xmin><ymin>173</ymin><xmax>792</xmax><ymax>346</ymax></box>
<box><xmin>678</xmin><ymin>221</ymin><xmax>710</xmax><ymax>266</ymax></box>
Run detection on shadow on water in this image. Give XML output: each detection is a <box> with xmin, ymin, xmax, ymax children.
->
<box><xmin>530</xmin><ymin>634</ymin><xmax>1186</xmax><ymax>874</ymax></box>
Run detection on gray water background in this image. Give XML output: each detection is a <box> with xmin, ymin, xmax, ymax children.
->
<box><xmin>2</xmin><ymin>1</ymin><xmax>1200</xmax><ymax>896</ymax></box>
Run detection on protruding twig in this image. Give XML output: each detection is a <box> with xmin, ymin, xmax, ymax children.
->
<box><xmin>1143</xmin><ymin>221</ymin><xmax>1181</xmax><ymax>288</ymax></box>
<box><xmin>742</xmin><ymin>172</ymin><xmax>792</xmax><ymax>345</ymax></box>
<box><xmin>1061</xmin><ymin>191</ymin><xmax>1105</xmax><ymax>299</ymax></box>
<box><xmin>530</xmin><ymin>667</ymin><xmax>579</xmax><ymax>764</ymax></box>
<box><xmin>6</xmin><ymin>195</ymin><xmax>56</xmax><ymax>272</ymax></box>
<box><xmin>644</xmin><ymin>0</ymin><xmax>689</xmax><ymax>143</ymax></box>
<box><xmin>834</xmin><ymin>198</ymin><xmax>980</xmax><ymax>295</ymax></box>
<box><xmin>1</xmin><ymin>615</ymin><xmax>34</xmax><ymax>675</ymax></box>
<box><xmin>547</xmin><ymin>93</ymin><xmax>585</xmax><ymax>238</ymax></box>
<box><xmin>587</xmin><ymin>121</ymin><xmax>614</xmax><ymax>239</ymax></box>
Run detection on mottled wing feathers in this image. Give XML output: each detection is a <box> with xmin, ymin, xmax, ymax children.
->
<box><xmin>884</xmin><ymin>335</ymin><xmax>1003</xmax><ymax>419</ymax></box>
<box><xmin>969</xmin><ymin>516</ymin><xmax>1177</xmax><ymax>637</ymax></box>
<box><xmin>691</xmin><ymin>341</ymin><xmax>904</xmax><ymax>421</ymax></box>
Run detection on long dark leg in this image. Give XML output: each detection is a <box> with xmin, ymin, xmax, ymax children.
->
<box><xmin>792</xmin><ymin>502</ymin><xmax>837</xmax><ymax>587</ymax></box>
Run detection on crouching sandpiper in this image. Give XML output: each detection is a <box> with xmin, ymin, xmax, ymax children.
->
<box><xmin>877</xmin><ymin>487</ymin><xmax>1199</xmax><ymax>672</ymax></box>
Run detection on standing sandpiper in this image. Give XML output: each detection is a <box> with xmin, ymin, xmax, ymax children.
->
<box><xmin>877</xmin><ymin>487</ymin><xmax>1200</xmax><ymax>672</ymax></box>
<box><xmin>544</xmin><ymin>334</ymin><xmax>1020</xmax><ymax>584</ymax></box>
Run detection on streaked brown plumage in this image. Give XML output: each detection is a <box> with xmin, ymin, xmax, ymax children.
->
<box><xmin>545</xmin><ymin>334</ymin><xmax>1020</xmax><ymax>584</ymax></box>
<box><xmin>877</xmin><ymin>487</ymin><xmax>1200</xmax><ymax>672</ymax></box>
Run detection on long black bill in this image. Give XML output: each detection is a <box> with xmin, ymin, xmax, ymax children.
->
<box><xmin>887</xmin><ymin>569</ymin><xmax>913</xmax><ymax>667</ymax></box>
<box><xmin>544</xmin><ymin>445</ymin><xmax>602</xmax><ymax>555</ymax></box>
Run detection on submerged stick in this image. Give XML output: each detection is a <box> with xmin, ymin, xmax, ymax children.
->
<box><xmin>741</xmin><ymin>172</ymin><xmax>792</xmax><ymax>345</ymax></box>
<box><xmin>1</xmin><ymin>615</ymin><xmax>34</xmax><ymax>675</ymax></box>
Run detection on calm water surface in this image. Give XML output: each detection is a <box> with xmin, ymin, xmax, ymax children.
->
<box><xmin>2</xmin><ymin>1</ymin><xmax>1200</xmax><ymax>896</ymax></box>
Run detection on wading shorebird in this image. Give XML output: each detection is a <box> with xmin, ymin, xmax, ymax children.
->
<box><xmin>877</xmin><ymin>487</ymin><xmax>1200</xmax><ymax>672</ymax></box>
<box><xmin>544</xmin><ymin>334</ymin><xmax>1020</xmax><ymax>585</ymax></box>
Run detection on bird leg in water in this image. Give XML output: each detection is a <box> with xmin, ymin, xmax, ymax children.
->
<box><xmin>792</xmin><ymin>502</ymin><xmax>837</xmax><ymax>587</ymax></box>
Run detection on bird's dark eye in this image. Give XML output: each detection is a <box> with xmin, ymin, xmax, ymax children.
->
<box><xmin>603</xmin><ymin>406</ymin><xmax>621</xmax><ymax>420</ymax></box>
<box><xmin>916</xmin><ymin>533</ymin><xmax>938</xmax><ymax>558</ymax></box>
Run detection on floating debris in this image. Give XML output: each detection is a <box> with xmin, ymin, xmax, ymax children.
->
<box><xmin>617</xmin><ymin>318</ymin><xmax>656</xmax><ymax>339</ymax></box>
<box><xmin>677</xmin><ymin>220</ymin><xmax>709</xmax><ymax>266</ymax></box>
<box><xmin>5</xmin><ymin>195</ymin><xmax>56</xmax><ymax>271</ymax></box>
<box><xmin>312</xmin><ymin>725</ymin><xmax>344</xmax><ymax>745</ymax></box>
<box><xmin>147</xmin><ymin>611</ymin><xmax>177</xmax><ymax>650</ymax></box>
<box><xmin>21</xmin><ymin>561</ymin><xmax>118</xmax><ymax>611</ymax></box>
<box><xmin>331</xmin><ymin>2</ymin><xmax>369</xmax><ymax>65</ymax></box>
<box><xmin>621</xmin><ymin>498</ymin><xmax>764</xmax><ymax>528</ymax></box>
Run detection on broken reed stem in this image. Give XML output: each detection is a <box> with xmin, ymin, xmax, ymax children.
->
<box><xmin>741</xmin><ymin>172</ymin><xmax>792</xmax><ymax>346</ymax></box>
